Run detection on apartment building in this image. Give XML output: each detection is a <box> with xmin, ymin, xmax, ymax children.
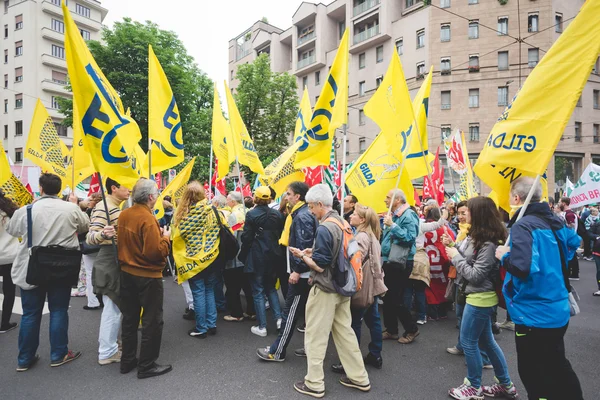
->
<box><xmin>228</xmin><ymin>0</ymin><xmax>600</xmax><ymax>195</ymax></box>
<box><xmin>1</xmin><ymin>0</ymin><xmax>108</xmax><ymax>168</ymax></box>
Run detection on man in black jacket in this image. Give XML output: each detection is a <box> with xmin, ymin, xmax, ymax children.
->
<box><xmin>256</xmin><ymin>181</ymin><xmax>317</xmax><ymax>361</ymax></box>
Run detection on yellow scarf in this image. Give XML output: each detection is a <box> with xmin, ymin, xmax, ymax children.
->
<box><xmin>456</xmin><ymin>222</ymin><xmax>471</xmax><ymax>243</ymax></box>
<box><xmin>279</xmin><ymin>201</ymin><xmax>305</xmax><ymax>246</ymax></box>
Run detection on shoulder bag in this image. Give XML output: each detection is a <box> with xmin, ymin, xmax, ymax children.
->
<box><xmin>212</xmin><ymin>207</ymin><xmax>239</xmax><ymax>263</ymax></box>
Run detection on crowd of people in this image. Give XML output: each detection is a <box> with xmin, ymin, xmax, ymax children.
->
<box><xmin>0</xmin><ymin>172</ymin><xmax>589</xmax><ymax>399</ymax></box>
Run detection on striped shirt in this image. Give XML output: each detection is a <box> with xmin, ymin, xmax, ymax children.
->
<box><xmin>86</xmin><ymin>195</ymin><xmax>122</xmax><ymax>246</ymax></box>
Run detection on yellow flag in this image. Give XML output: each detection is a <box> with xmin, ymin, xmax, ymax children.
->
<box><xmin>346</xmin><ymin>132</ymin><xmax>415</xmax><ymax>213</ymax></box>
<box><xmin>63</xmin><ymin>3</ymin><xmax>140</xmax><ymax>189</ymax></box>
<box><xmin>475</xmin><ymin>0</ymin><xmax>600</xmax><ymax>205</ymax></box>
<box><xmin>211</xmin><ymin>84</ymin><xmax>234</xmax><ymax>181</ymax></box>
<box><xmin>406</xmin><ymin>67</ymin><xmax>434</xmax><ymax>179</ymax></box>
<box><xmin>144</xmin><ymin>45</ymin><xmax>184</xmax><ymax>175</ymax></box>
<box><xmin>131</xmin><ymin>144</ymin><xmax>147</xmax><ymax>179</ymax></box>
<box><xmin>224</xmin><ymin>81</ymin><xmax>264</xmax><ymax>175</ymax></box>
<box><xmin>0</xmin><ymin>140</ymin><xmax>13</xmax><ymax>186</ymax></box>
<box><xmin>66</xmin><ymin>109</ymin><xmax>95</xmax><ymax>189</ymax></box>
<box><xmin>154</xmin><ymin>157</ymin><xmax>195</xmax><ymax>220</ymax></box>
<box><xmin>260</xmin><ymin>140</ymin><xmax>305</xmax><ymax>198</ymax></box>
<box><xmin>482</xmin><ymin>165</ymin><xmax>549</xmax><ymax>212</ymax></box>
<box><xmin>489</xmin><ymin>177</ymin><xmax>548</xmax><ymax>214</ymax></box>
<box><xmin>25</xmin><ymin>100</ymin><xmax>70</xmax><ymax>187</ymax></box>
<box><xmin>1</xmin><ymin>174</ymin><xmax>33</xmax><ymax>207</ymax></box>
<box><xmin>294</xmin><ymin>29</ymin><xmax>348</xmax><ymax>168</ymax></box>
<box><xmin>293</xmin><ymin>86</ymin><xmax>313</xmax><ymax>144</ymax></box>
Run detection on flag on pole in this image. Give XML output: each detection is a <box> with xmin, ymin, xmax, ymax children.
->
<box><xmin>323</xmin><ymin>143</ymin><xmax>337</xmax><ymax>192</ymax></box>
<box><xmin>154</xmin><ymin>157</ymin><xmax>195</xmax><ymax>220</ymax></box>
<box><xmin>212</xmin><ymin>84</ymin><xmax>234</xmax><ymax>181</ymax></box>
<box><xmin>474</xmin><ymin>0</ymin><xmax>600</xmax><ymax>211</ymax></box>
<box><xmin>303</xmin><ymin>167</ymin><xmax>323</xmax><ymax>187</ymax></box>
<box><xmin>0</xmin><ymin>141</ymin><xmax>13</xmax><ymax>187</ymax></box>
<box><xmin>259</xmin><ymin>140</ymin><xmax>305</xmax><ymax>198</ymax></box>
<box><xmin>0</xmin><ymin>141</ymin><xmax>32</xmax><ymax>206</ymax></box>
<box><xmin>66</xmin><ymin>115</ymin><xmax>95</xmax><ymax>188</ymax></box>
<box><xmin>295</xmin><ymin>29</ymin><xmax>349</xmax><ymax>168</ymax></box>
<box><xmin>211</xmin><ymin>165</ymin><xmax>227</xmax><ymax>196</ymax></box>
<box><xmin>88</xmin><ymin>173</ymin><xmax>100</xmax><ymax>196</ymax></box>
<box><xmin>406</xmin><ymin>67</ymin><xmax>434</xmax><ymax>179</ymax></box>
<box><xmin>444</xmin><ymin>129</ymin><xmax>478</xmax><ymax>201</ymax></box>
<box><xmin>293</xmin><ymin>86</ymin><xmax>313</xmax><ymax>145</ymax></box>
<box><xmin>423</xmin><ymin>148</ymin><xmax>444</xmax><ymax>205</ymax></box>
<box><xmin>566</xmin><ymin>177</ymin><xmax>575</xmax><ymax>197</ymax></box>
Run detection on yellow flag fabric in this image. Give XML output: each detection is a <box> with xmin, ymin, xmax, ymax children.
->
<box><xmin>487</xmin><ymin>171</ymin><xmax>549</xmax><ymax>212</ymax></box>
<box><xmin>1</xmin><ymin>174</ymin><xmax>33</xmax><ymax>207</ymax></box>
<box><xmin>173</xmin><ymin>199</ymin><xmax>222</xmax><ymax>283</ymax></box>
<box><xmin>66</xmin><ymin>110</ymin><xmax>95</xmax><ymax>189</ymax></box>
<box><xmin>144</xmin><ymin>45</ymin><xmax>184</xmax><ymax>175</ymax></box>
<box><xmin>25</xmin><ymin>99</ymin><xmax>70</xmax><ymax>187</ymax></box>
<box><xmin>63</xmin><ymin>3</ymin><xmax>140</xmax><ymax>189</ymax></box>
<box><xmin>346</xmin><ymin>132</ymin><xmax>415</xmax><ymax>213</ymax></box>
<box><xmin>259</xmin><ymin>140</ymin><xmax>305</xmax><ymax>198</ymax></box>
<box><xmin>0</xmin><ymin>138</ymin><xmax>14</xmax><ymax>186</ymax></box>
<box><xmin>223</xmin><ymin>81</ymin><xmax>264</xmax><ymax>175</ymax></box>
<box><xmin>293</xmin><ymin>87</ymin><xmax>313</xmax><ymax>144</ymax></box>
<box><xmin>406</xmin><ymin>67</ymin><xmax>434</xmax><ymax>179</ymax></box>
<box><xmin>294</xmin><ymin>29</ymin><xmax>348</xmax><ymax>168</ymax></box>
<box><xmin>211</xmin><ymin>84</ymin><xmax>234</xmax><ymax>181</ymax></box>
<box><xmin>132</xmin><ymin>144</ymin><xmax>147</xmax><ymax>179</ymax></box>
<box><xmin>475</xmin><ymin>0</ymin><xmax>600</xmax><ymax>205</ymax></box>
<box><xmin>154</xmin><ymin>157</ymin><xmax>195</xmax><ymax>220</ymax></box>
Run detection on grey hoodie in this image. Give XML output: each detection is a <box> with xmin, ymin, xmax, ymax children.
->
<box><xmin>452</xmin><ymin>237</ymin><xmax>499</xmax><ymax>295</ymax></box>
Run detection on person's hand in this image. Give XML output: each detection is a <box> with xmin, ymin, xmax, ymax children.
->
<box><xmin>288</xmin><ymin>247</ymin><xmax>303</xmax><ymax>258</ymax></box>
<box><xmin>441</xmin><ymin>233</ymin><xmax>453</xmax><ymax>246</ymax></box>
<box><xmin>445</xmin><ymin>246</ymin><xmax>459</xmax><ymax>259</ymax></box>
<box><xmin>383</xmin><ymin>215</ymin><xmax>393</xmax><ymax>227</ymax></box>
<box><xmin>441</xmin><ymin>208</ymin><xmax>449</xmax><ymax>220</ymax></box>
<box><xmin>289</xmin><ymin>272</ymin><xmax>300</xmax><ymax>285</ymax></box>
<box><xmin>495</xmin><ymin>245</ymin><xmax>510</xmax><ymax>260</ymax></box>
<box><xmin>69</xmin><ymin>193</ymin><xmax>78</xmax><ymax>204</ymax></box>
<box><xmin>303</xmin><ymin>248</ymin><xmax>313</xmax><ymax>257</ymax></box>
<box><xmin>102</xmin><ymin>225</ymin><xmax>116</xmax><ymax>239</ymax></box>
<box><xmin>162</xmin><ymin>225</ymin><xmax>171</xmax><ymax>239</ymax></box>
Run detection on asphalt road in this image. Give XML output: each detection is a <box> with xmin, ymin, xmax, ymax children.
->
<box><xmin>1</xmin><ymin>261</ymin><xmax>599</xmax><ymax>400</ymax></box>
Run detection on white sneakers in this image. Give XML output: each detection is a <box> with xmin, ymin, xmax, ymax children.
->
<box><xmin>251</xmin><ymin>326</ymin><xmax>267</xmax><ymax>337</ymax></box>
<box><xmin>277</xmin><ymin>318</ymin><xmax>282</xmax><ymax>330</ymax></box>
<box><xmin>593</xmin><ymin>290</ymin><xmax>600</xmax><ymax>296</ymax></box>
<box><xmin>416</xmin><ymin>319</ymin><xmax>427</xmax><ymax>325</ymax></box>
<box><xmin>98</xmin><ymin>350</ymin><xmax>121</xmax><ymax>365</ymax></box>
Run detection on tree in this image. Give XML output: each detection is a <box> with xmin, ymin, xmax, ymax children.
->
<box><xmin>58</xmin><ymin>18</ymin><xmax>214</xmax><ymax>181</ymax></box>
<box><xmin>234</xmin><ymin>53</ymin><xmax>299</xmax><ymax>181</ymax></box>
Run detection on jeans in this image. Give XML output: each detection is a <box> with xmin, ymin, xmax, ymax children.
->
<box><xmin>461</xmin><ymin>304</ymin><xmax>511</xmax><ymax>388</ymax></box>
<box><xmin>403</xmin><ymin>279</ymin><xmax>427</xmax><ymax>320</ymax></box>
<box><xmin>189</xmin><ymin>271</ymin><xmax>218</xmax><ymax>333</ymax></box>
<box><xmin>515</xmin><ymin>324</ymin><xmax>582</xmax><ymax>400</ymax></box>
<box><xmin>250</xmin><ymin>272</ymin><xmax>282</xmax><ymax>329</ymax></box>
<box><xmin>213</xmin><ymin>268</ymin><xmax>226</xmax><ymax>311</ymax></box>
<box><xmin>382</xmin><ymin>261</ymin><xmax>418</xmax><ymax>335</ymax></box>
<box><xmin>83</xmin><ymin>253</ymin><xmax>100</xmax><ymax>308</ymax></box>
<box><xmin>18</xmin><ymin>285</ymin><xmax>71</xmax><ymax>366</ymax></box>
<box><xmin>455</xmin><ymin>286</ymin><xmax>491</xmax><ymax>365</ymax></box>
<box><xmin>593</xmin><ymin>255</ymin><xmax>600</xmax><ymax>290</ymax></box>
<box><xmin>351</xmin><ymin>301</ymin><xmax>383</xmax><ymax>358</ymax></box>
<box><xmin>1</xmin><ymin>264</ymin><xmax>16</xmax><ymax>328</ymax></box>
<box><xmin>98</xmin><ymin>295</ymin><xmax>121</xmax><ymax>360</ymax></box>
<box><xmin>269</xmin><ymin>279</ymin><xmax>310</xmax><ymax>359</ymax></box>
<box><xmin>223</xmin><ymin>267</ymin><xmax>255</xmax><ymax>318</ymax></box>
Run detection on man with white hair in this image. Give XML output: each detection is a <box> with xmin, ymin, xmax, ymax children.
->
<box><xmin>289</xmin><ymin>184</ymin><xmax>370</xmax><ymax>398</ymax></box>
<box><xmin>495</xmin><ymin>176</ymin><xmax>582</xmax><ymax>400</ymax></box>
<box><xmin>117</xmin><ymin>179</ymin><xmax>172</xmax><ymax>379</ymax></box>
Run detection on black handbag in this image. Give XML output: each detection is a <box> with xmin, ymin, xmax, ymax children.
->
<box><xmin>25</xmin><ymin>204</ymin><xmax>82</xmax><ymax>286</ymax></box>
<box><xmin>212</xmin><ymin>207</ymin><xmax>239</xmax><ymax>262</ymax></box>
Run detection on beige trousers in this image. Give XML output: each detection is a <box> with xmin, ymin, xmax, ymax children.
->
<box><xmin>304</xmin><ymin>286</ymin><xmax>369</xmax><ymax>392</ymax></box>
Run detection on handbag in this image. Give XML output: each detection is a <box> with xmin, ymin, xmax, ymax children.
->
<box><xmin>445</xmin><ymin>278</ymin><xmax>456</xmax><ymax>302</ymax></box>
<box><xmin>352</xmin><ymin>236</ymin><xmax>375</xmax><ymax>309</ymax></box>
<box><xmin>456</xmin><ymin>279</ymin><xmax>468</xmax><ymax>306</ymax></box>
<box><xmin>25</xmin><ymin>204</ymin><xmax>82</xmax><ymax>286</ymax></box>
<box><xmin>388</xmin><ymin>242</ymin><xmax>411</xmax><ymax>271</ymax></box>
<box><xmin>212</xmin><ymin>207</ymin><xmax>239</xmax><ymax>263</ymax></box>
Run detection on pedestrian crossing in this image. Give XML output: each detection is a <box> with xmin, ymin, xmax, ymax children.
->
<box><xmin>0</xmin><ymin>277</ymin><xmax>50</xmax><ymax>315</ymax></box>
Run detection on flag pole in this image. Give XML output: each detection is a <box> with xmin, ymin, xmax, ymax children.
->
<box><xmin>148</xmin><ymin>136</ymin><xmax>152</xmax><ymax>180</ymax></box>
<box><xmin>96</xmin><ymin>172</ymin><xmax>120</xmax><ymax>267</ymax></box>
<box><xmin>506</xmin><ymin>174</ymin><xmax>542</xmax><ymax>244</ymax></box>
<box><xmin>208</xmin><ymin>143</ymin><xmax>214</xmax><ymax>196</ymax></box>
<box><xmin>340</xmin><ymin>125</ymin><xmax>347</xmax><ymax>217</ymax></box>
<box><xmin>235</xmin><ymin>157</ymin><xmax>247</xmax><ymax>215</ymax></box>
<box><xmin>71</xmin><ymin>154</ymin><xmax>75</xmax><ymax>195</ymax></box>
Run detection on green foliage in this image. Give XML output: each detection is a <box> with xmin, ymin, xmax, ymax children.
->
<box><xmin>498</xmin><ymin>0</ymin><xmax>508</xmax><ymax>5</ymax></box>
<box><xmin>555</xmin><ymin>156</ymin><xmax>574</xmax><ymax>184</ymax></box>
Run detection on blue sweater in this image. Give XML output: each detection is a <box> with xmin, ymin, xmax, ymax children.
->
<box><xmin>381</xmin><ymin>207</ymin><xmax>419</xmax><ymax>262</ymax></box>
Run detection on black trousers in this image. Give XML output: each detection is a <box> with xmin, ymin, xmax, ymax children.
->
<box><xmin>120</xmin><ymin>271</ymin><xmax>164</xmax><ymax>371</ymax></box>
<box><xmin>515</xmin><ymin>324</ymin><xmax>583</xmax><ymax>400</ymax></box>
<box><xmin>223</xmin><ymin>267</ymin><xmax>255</xmax><ymax>318</ymax></box>
<box><xmin>275</xmin><ymin>263</ymin><xmax>290</xmax><ymax>299</ymax></box>
<box><xmin>1</xmin><ymin>264</ymin><xmax>16</xmax><ymax>328</ymax></box>
<box><xmin>583</xmin><ymin>231</ymin><xmax>592</xmax><ymax>257</ymax></box>
<box><xmin>382</xmin><ymin>261</ymin><xmax>418</xmax><ymax>335</ymax></box>
<box><xmin>568</xmin><ymin>255</ymin><xmax>580</xmax><ymax>279</ymax></box>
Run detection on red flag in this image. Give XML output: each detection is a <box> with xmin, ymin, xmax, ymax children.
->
<box><xmin>154</xmin><ymin>172</ymin><xmax>163</xmax><ymax>190</ymax></box>
<box><xmin>303</xmin><ymin>167</ymin><xmax>323</xmax><ymax>186</ymax></box>
<box><xmin>423</xmin><ymin>149</ymin><xmax>445</xmax><ymax>206</ymax></box>
<box><xmin>236</xmin><ymin>182</ymin><xmax>252</xmax><ymax>197</ymax></box>
<box><xmin>25</xmin><ymin>183</ymin><xmax>33</xmax><ymax>196</ymax></box>
<box><xmin>88</xmin><ymin>173</ymin><xmax>100</xmax><ymax>196</ymax></box>
<box><xmin>211</xmin><ymin>159</ymin><xmax>227</xmax><ymax>196</ymax></box>
<box><xmin>414</xmin><ymin>188</ymin><xmax>421</xmax><ymax>207</ymax></box>
<box><xmin>203</xmin><ymin>181</ymin><xmax>214</xmax><ymax>200</ymax></box>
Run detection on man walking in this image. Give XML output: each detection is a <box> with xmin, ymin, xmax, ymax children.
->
<box><xmin>496</xmin><ymin>177</ymin><xmax>583</xmax><ymax>400</ymax></box>
<box><xmin>7</xmin><ymin>173</ymin><xmax>89</xmax><ymax>371</ymax></box>
<box><xmin>117</xmin><ymin>179</ymin><xmax>172</xmax><ymax>379</ymax></box>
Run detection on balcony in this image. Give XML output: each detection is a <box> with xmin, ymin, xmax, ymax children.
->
<box><xmin>297</xmin><ymin>54</ymin><xmax>316</xmax><ymax>69</ymax></box>
<box><xmin>354</xmin><ymin>24</ymin><xmax>379</xmax><ymax>45</ymax></box>
<box><xmin>353</xmin><ymin>0</ymin><xmax>380</xmax><ymax>17</ymax></box>
<box><xmin>41</xmin><ymin>54</ymin><xmax>67</xmax><ymax>69</ymax></box>
<box><xmin>42</xmin><ymin>1</ymin><xmax>102</xmax><ymax>32</ymax></box>
<box><xmin>41</xmin><ymin>79</ymin><xmax>71</xmax><ymax>95</ymax></box>
<box><xmin>350</xmin><ymin>23</ymin><xmax>388</xmax><ymax>54</ymax></box>
<box><xmin>41</xmin><ymin>27</ymin><xmax>64</xmax><ymax>43</ymax></box>
<box><xmin>297</xmin><ymin>31</ymin><xmax>316</xmax><ymax>46</ymax></box>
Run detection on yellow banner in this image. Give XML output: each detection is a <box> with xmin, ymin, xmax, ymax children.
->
<box><xmin>0</xmin><ymin>140</ymin><xmax>13</xmax><ymax>186</ymax></box>
<box><xmin>154</xmin><ymin>157</ymin><xmax>195</xmax><ymax>220</ymax></box>
<box><xmin>211</xmin><ymin>84</ymin><xmax>234</xmax><ymax>181</ymax></box>
<box><xmin>293</xmin><ymin>86</ymin><xmax>313</xmax><ymax>144</ymax></box>
<box><xmin>260</xmin><ymin>139</ymin><xmax>305</xmax><ymax>198</ymax></box>
<box><xmin>1</xmin><ymin>174</ymin><xmax>32</xmax><ymax>207</ymax></box>
<box><xmin>406</xmin><ymin>67</ymin><xmax>434</xmax><ymax>179</ymax></box>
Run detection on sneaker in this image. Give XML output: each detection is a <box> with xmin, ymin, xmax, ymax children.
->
<box><xmin>483</xmin><ymin>364</ymin><xmax>494</xmax><ymax>370</ymax></box>
<box><xmin>50</xmin><ymin>350</ymin><xmax>81</xmax><ymax>367</ymax></box>
<box><xmin>251</xmin><ymin>326</ymin><xmax>267</xmax><ymax>337</ymax></box>
<box><xmin>297</xmin><ymin>323</ymin><xmax>306</xmax><ymax>333</ymax></box>
<box><xmin>243</xmin><ymin>313</ymin><xmax>257</xmax><ymax>321</ymax></box>
<box><xmin>398</xmin><ymin>330</ymin><xmax>420</xmax><ymax>344</ymax></box>
<box><xmin>265</xmin><ymin>300</ymin><xmax>270</xmax><ymax>310</ymax></box>
<box><xmin>83</xmin><ymin>305</ymin><xmax>101</xmax><ymax>311</ymax></box>
<box><xmin>16</xmin><ymin>354</ymin><xmax>40</xmax><ymax>372</ymax></box>
<box><xmin>482</xmin><ymin>377</ymin><xmax>519</xmax><ymax>399</ymax></box>
<box><xmin>98</xmin><ymin>350</ymin><xmax>122</xmax><ymax>365</ymax></box>
<box><xmin>363</xmin><ymin>352</ymin><xmax>383</xmax><ymax>369</ymax></box>
<box><xmin>339</xmin><ymin>376</ymin><xmax>371</xmax><ymax>392</ymax></box>
<box><xmin>223</xmin><ymin>315</ymin><xmax>244</xmax><ymax>322</ymax></box>
<box><xmin>331</xmin><ymin>363</ymin><xmax>345</xmax><ymax>374</ymax></box>
<box><xmin>498</xmin><ymin>320</ymin><xmax>515</xmax><ymax>332</ymax></box>
<box><xmin>294</xmin><ymin>381</ymin><xmax>324</xmax><ymax>398</ymax></box>
<box><xmin>593</xmin><ymin>290</ymin><xmax>600</xmax><ymax>296</ymax></box>
<box><xmin>188</xmin><ymin>329</ymin><xmax>207</xmax><ymax>339</ymax></box>
<box><xmin>449</xmin><ymin>378</ymin><xmax>484</xmax><ymax>400</ymax></box>
<box><xmin>447</xmin><ymin>346</ymin><xmax>464</xmax><ymax>355</ymax></box>
<box><xmin>294</xmin><ymin>348</ymin><xmax>306</xmax><ymax>357</ymax></box>
<box><xmin>583</xmin><ymin>256</ymin><xmax>593</xmax><ymax>261</ymax></box>
<box><xmin>492</xmin><ymin>323</ymin><xmax>501</xmax><ymax>335</ymax></box>
<box><xmin>416</xmin><ymin>319</ymin><xmax>427</xmax><ymax>325</ymax></box>
<box><xmin>382</xmin><ymin>331</ymin><xmax>399</xmax><ymax>340</ymax></box>
<box><xmin>183</xmin><ymin>307</ymin><xmax>195</xmax><ymax>320</ymax></box>
<box><xmin>276</xmin><ymin>318</ymin><xmax>282</xmax><ymax>330</ymax></box>
<box><xmin>257</xmin><ymin>346</ymin><xmax>284</xmax><ymax>362</ymax></box>
<box><xmin>0</xmin><ymin>322</ymin><xmax>18</xmax><ymax>334</ymax></box>
<box><xmin>569</xmin><ymin>277</ymin><xmax>580</xmax><ymax>281</ymax></box>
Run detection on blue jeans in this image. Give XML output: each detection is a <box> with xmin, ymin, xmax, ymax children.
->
<box><xmin>455</xmin><ymin>287</ymin><xmax>491</xmax><ymax>365</ymax></box>
<box><xmin>18</xmin><ymin>285</ymin><xmax>71</xmax><ymax>366</ymax></box>
<box><xmin>250</xmin><ymin>272</ymin><xmax>282</xmax><ymax>329</ymax></box>
<box><xmin>461</xmin><ymin>303</ymin><xmax>511</xmax><ymax>388</ymax></box>
<box><xmin>189</xmin><ymin>272</ymin><xmax>218</xmax><ymax>334</ymax></box>
<box><xmin>403</xmin><ymin>279</ymin><xmax>427</xmax><ymax>320</ymax></box>
<box><xmin>351</xmin><ymin>300</ymin><xmax>383</xmax><ymax>358</ymax></box>
<box><xmin>213</xmin><ymin>268</ymin><xmax>226</xmax><ymax>311</ymax></box>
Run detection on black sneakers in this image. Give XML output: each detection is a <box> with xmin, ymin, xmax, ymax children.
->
<box><xmin>0</xmin><ymin>322</ymin><xmax>18</xmax><ymax>334</ymax></box>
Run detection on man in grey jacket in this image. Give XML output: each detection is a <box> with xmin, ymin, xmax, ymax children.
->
<box><xmin>7</xmin><ymin>173</ymin><xmax>89</xmax><ymax>371</ymax></box>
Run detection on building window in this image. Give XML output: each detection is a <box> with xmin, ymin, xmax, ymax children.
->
<box><xmin>3</xmin><ymin>49</ymin><xmax>7</xmax><ymax>63</ymax></box>
<box><xmin>315</xmin><ymin>95</ymin><xmax>319</xmax><ymax>103</ymax></box>
<box><xmin>528</xmin><ymin>48</ymin><xmax>539</xmax><ymax>67</ymax></box>
<box><xmin>3</xmin><ymin>99</ymin><xmax>7</xmax><ymax>113</ymax></box>
<box><xmin>75</xmin><ymin>4</ymin><xmax>91</xmax><ymax>18</ymax></box>
<box><xmin>594</xmin><ymin>124</ymin><xmax>600</xmax><ymax>144</ymax></box>
<box><xmin>14</xmin><ymin>67</ymin><xmax>22</xmax><ymax>82</ymax></box>
<box><xmin>468</xmin><ymin>21</ymin><xmax>479</xmax><ymax>39</ymax></box>
<box><xmin>51</xmin><ymin>0</ymin><xmax>61</xmax><ymax>5</ymax></box>
<box><xmin>3</xmin><ymin>0</ymin><xmax>7</xmax><ymax>13</ymax></box>
<box><xmin>498</xmin><ymin>17</ymin><xmax>508</xmax><ymax>36</ymax></box>
<box><xmin>302</xmin><ymin>76</ymin><xmax>307</xmax><ymax>88</ymax></box>
<box><xmin>315</xmin><ymin>71</ymin><xmax>320</xmax><ymax>86</ymax></box>
<box><xmin>359</xmin><ymin>109</ymin><xmax>365</xmax><ymax>126</ymax></box>
<box><xmin>440</xmin><ymin>24</ymin><xmax>451</xmax><ymax>42</ymax></box>
<box><xmin>3</xmin><ymin>74</ymin><xmax>7</xmax><ymax>88</ymax></box>
<box><xmin>593</xmin><ymin>58</ymin><xmax>599</xmax><ymax>75</ymax></box>
<box><xmin>230</xmin><ymin>70</ymin><xmax>234</xmax><ymax>80</ymax></box>
<box><xmin>441</xmin><ymin>57</ymin><xmax>451</xmax><ymax>75</ymax></box>
<box><xmin>440</xmin><ymin>0</ymin><xmax>450</xmax><ymax>9</ymax></box>
<box><xmin>52</xmin><ymin>70</ymin><xmax>67</xmax><ymax>85</ymax></box>
<box><xmin>498</xmin><ymin>51</ymin><xmax>509</xmax><ymax>70</ymax></box>
<box><xmin>468</xmin><ymin>0</ymin><xmax>478</xmax><ymax>4</ymax></box>
<box><xmin>15</xmin><ymin>93</ymin><xmax>23</xmax><ymax>109</ymax></box>
<box><xmin>416</xmin><ymin>29</ymin><xmax>425</xmax><ymax>49</ymax></box>
<box><xmin>15</xmin><ymin>15</ymin><xmax>22</xmax><ymax>30</ymax></box>
<box><xmin>3</xmin><ymin>125</ymin><xmax>7</xmax><ymax>139</ymax></box>
<box><xmin>555</xmin><ymin>13</ymin><xmax>563</xmax><ymax>33</ymax></box>
<box><xmin>359</xmin><ymin>81</ymin><xmax>366</xmax><ymax>97</ymax></box>
<box><xmin>359</xmin><ymin>137</ymin><xmax>366</xmax><ymax>154</ymax></box>
<box><xmin>468</xmin><ymin>55</ymin><xmax>479</xmax><ymax>72</ymax></box>
<box><xmin>15</xmin><ymin>148</ymin><xmax>23</xmax><ymax>163</ymax></box>
<box><xmin>594</xmin><ymin>90</ymin><xmax>599</xmax><ymax>109</ymax></box>
<box><xmin>15</xmin><ymin>41</ymin><xmax>23</xmax><ymax>56</ymax></box>
<box><xmin>52</xmin><ymin>44</ymin><xmax>65</xmax><ymax>59</ymax></box>
<box><xmin>15</xmin><ymin>120</ymin><xmax>23</xmax><ymax>136</ymax></box>
<box><xmin>441</xmin><ymin>90</ymin><xmax>451</xmax><ymax>110</ymax></box>
<box><xmin>339</xmin><ymin>21</ymin><xmax>345</xmax><ymax>40</ymax></box>
<box><xmin>441</xmin><ymin>126</ymin><xmax>451</xmax><ymax>142</ymax></box>
<box><xmin>345</xmin><ymin>139</ymin><xmax>350</xmax><ymax>156</ymax></box>
<box><xmin>359</xmin><ymin>52</ymin><xmax>365</xmax><ymax>69</ymax></box>
<box><xmin>575</xmin><ymin>122</ymin><xmax>582</xmax><ymax>142</ymax></box>
<box><xmin>469</xmin><ymin>124</ymin><xmax>480</xmax><ymax>142</ymax></box>
<box><xmin>3</xmin><ymin>24</ymin><xmax>7</xmax><ymax>38</ymax></box>
<box><xmin>376</xmin><ymin>76</ymin><xmax>383</xmax><ymax>88</ymax></box>
<box><xmin>576</xmin><ymin>96</ymin><xmax>582</xmax><ymax>107</ymax></box>
<box><xmin>469</xmin><ymin>89</ymin><xmax>479</xmax><ymax>108</ymax></box>
<box><xmin>51</xmin><ymin>19</ymin><xmax>66</xmax><ymax>33</ymax></box>
<box><xmin>406</xmin><ymin>0</ymin><xmax>415</xmax><ymax>7</ymax></box>
<box><xmin>376</xmin><ymin>45</ymin><xmax>383</xmax><ymax>63</ymax></box>
<box><xmin>498</xmin><ymin>86</ymin><xmax>508</xmax><ymax>106</ymax></box>
<box><xmin>52</xmin><ymin>96</ymin><xmax>61</xmax><ymax>109</ymax></box>
<box><xmin>79</xmin><ymin>29</ymin><xmax>90</xmax><ymax>40</ymax></box>
<box><xmin>528</xmin><ymin>13</ymin><xmax>538</xmax><ymax>33</ymax></box>
<box><xmin>396</xmin><ymin>38</ymin><xmax>403</xmax><ymax>55</ymax></box>
<box><xmin>416</xmin><ymin>62</ymin><xmax>425</xmax><ymax>78</ymax></box>
<box><xmin>55</xmin><ymin>121</ymin><xmax>67</xmax><ymax>136</ymax></box>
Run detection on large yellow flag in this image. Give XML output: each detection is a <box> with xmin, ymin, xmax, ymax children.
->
<box><xmin>63</xmin><ymin>3</ymin><xmax>140</xmax><ymax>189</ymax></box>
<box><xmin>475</xmin><ymin>0</ymin><xmax>600</xmax><ymax>206</ymax></box>
<box><xmin>294</xmin><ymin>29</ymin><xmax>348</xmax><ymax>168</ymax></box>
<box><xmin>406</xmin><ymin>67</ymin><xmax>434</xmax><ymax>179</ymax></box>
<box><xmin>293</xmin><ymin>86</ymin><xmax>313</xmax><ymax>145</ymax></box>
<box><xmin>260</xmin><ymin>140</ymin><xmax>305</xmax><ymax>198</ymax></box>
<box><xmin>132</xmin><ymin>144</ymin><xmax>147</xmax><ymax>179</ymax></box>
<box><xmin>0</xmin><ymin>141</ymin><xmax>32</xmax><ymax>206</ymax></box>
<box><xmin>144</xmin><ymin>45</ymin><xmax>184</xmax><ymax>175</ymax></box>
<box><xmin>25</xmin><ymin>100</ymin><xmax>70</xmax><ymax>186</ymax></box>
<box><xmin>154</xmin><ymin>157</ymin><xmax>195</xmax><ymax>220</ymax></box>
<box><xmin>346</xmin><ymin>132</ymin><xmax>415</xmax><ymax>213</ymax></box>
<box><xmin>0</xmin><ymin>140</ymin><xmax>12</xmax><ymax>186</ymax></box>
<box><xmin>66</xmin><ymin>113</ymin><xmax>95</xmax><ymax>189</ymax></box>
<box><xmin>224</xmin><ymin>81</ymin><xmax>264</xmax><ymax>175</ymax></box>
<box><xmin>211</xmin><ymin>84</ymin><xmax>234</xmax><ymax>181</ymax></box>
